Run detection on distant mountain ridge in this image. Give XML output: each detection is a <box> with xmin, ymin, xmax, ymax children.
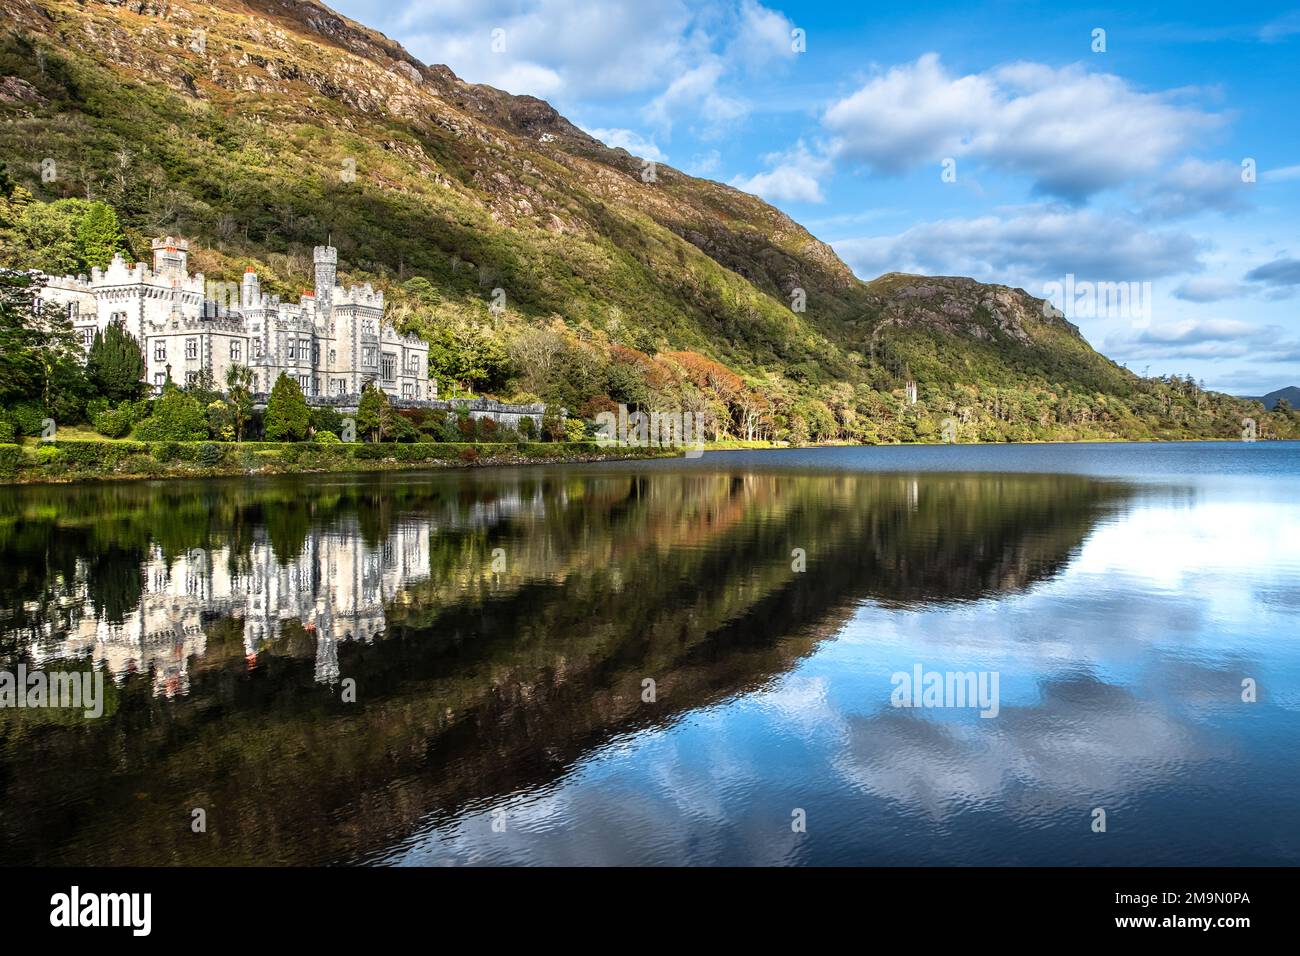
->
<box><xmin>1245</xmin><ymin>386</ymin><xmax>1300</xmax><ymax>410</ymax></box>
<box><xmin>0</xmin><ymin>0</ymin><xmax>1296</xmax><ymax>442</ymax></box>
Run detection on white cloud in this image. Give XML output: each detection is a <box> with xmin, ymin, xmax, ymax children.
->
<box><xmin>1172</xmin><ymin>276</ymin><xmax>1248</xmax><ymax>303</ymax></box>
<box><xmin>379</xmin><ymin>0</ymin><xmax>697</xmax><ymax>100</ymax></box>
<box><xmin>831</xmin><ymin>205</ymin><xmax>1203</xmax><ymax>284</ymax></box>
<box><xmin>582</xmin><ymin>126</ymin><xmax>667</xmax><ymax>161</ymax></box>
<box><xmin>1140</xmin><ymin>158</ymin><xmax>1252</xmax><ymax>219</ymax></box>
<box><xmin>685</xmin><ymin>149</ymin><xmax>722</xmax><ymax>176</ymax></box>
<box><xmin>726</xmin><ymin>0</ymin><xmax>798</xmax><ymax>70</ymax></box>
<box><xmin>1261</xmin><ymin>164</ymin><xmax>1300</xmax><ymax>183</ymax></box>
<box><xmin>644</xmin><ymin>59</ymin><xmax>749</xmax><ymax>137</ymax></box>
<box><xmin>730</xmin><ymin>142</ymin><xmax>830</xmax><ymax>203</ymax></box>
<box><xmin>1105</xmin><ymin>319</ymin><xmax>1300</xmax><ymax>362</ymax></box>
<box><xmin>822</xmin><ymin>54</ymin><xmax>1223</xmax><ymax>199</ymax></box>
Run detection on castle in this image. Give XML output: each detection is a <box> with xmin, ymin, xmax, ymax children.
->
<box><xmin>36</xmin><ymin>237</ymin><xmax>433</xmax><ymax>402</ymax></box>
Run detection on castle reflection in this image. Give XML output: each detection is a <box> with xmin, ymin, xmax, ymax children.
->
<box><xmin>28</xmin><ymin>520</ymin><xmax>433</xmax><ymax>695</ymax></box>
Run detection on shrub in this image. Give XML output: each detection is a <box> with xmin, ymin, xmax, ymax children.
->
<box><xmin>0</xmin><ymin>420</ymin><xmax>15</xmax><ymax>444</ymax></box>
<box><xmin>154</xmin><ymin>441</ymin><xmax>182</xmax><ymax>463</ymax></box>
<box><xmin>314</xmin><ymin>430</ymin><xmax>341</xmax><ymax>444</ymax></box>
<box><xmin>389</xmin><ymin>414</ymin><xmax>419</xmax><ymax>443</ymax></box>
<box><xmin>309</xmin><ymin>406</ymin><xmax>345</xmax><ymax>437</ymax></box>
<box><xmin>93</xmin><ymin>405</ymin><xmax>134</xmax><ymax>438</ymax></box>
<box><xmin>564</xmin><ymin>419</ymin><xmax>587</xmax><ymax>442</ymax></box>
<box><xmin>198</xmin><ymin>442</ymin><xmax>224</xmax><ymax>467</ymax></box>
<box><xmin>134</xmin><ymin>387</ymin><xmax>206</xmax><ymax>441</ymax></box>
<box><xmin>354</xmin><ymin>443</ymin><xmax>388</xmax><ymax>460</ymax></box>
<box><xmin>9</xmin><ymin>402</ymin><xmax>47</xmax><ymax>437</ymax></box>
<box><xmin>0</xmin><ymin>444</ymin><xmax>23</xmax><ymax>477</ymax></box>
<box><xmin>35</xmin><ymin>444</ymin><xmax>64</xmax><ymax>467</ymax></box>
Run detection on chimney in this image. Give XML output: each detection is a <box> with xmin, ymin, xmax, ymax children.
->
<box><xmin>313</xmin><ymin>245</ymin><xmax>337</xmax><ymax>315</ymax></box>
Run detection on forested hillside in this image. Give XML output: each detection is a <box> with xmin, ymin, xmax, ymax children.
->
<box><xmin>1</xmin><ymin>0</ymin><xmax>1294</xmax><ymax>443</ymax></box>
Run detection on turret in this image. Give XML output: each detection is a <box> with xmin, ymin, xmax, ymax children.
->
<box><xmin>242</xmin><ymin>266</ymin><xmax>260</xmax><ymax>309</ymax></box>
<box><xmin>152</xmin><ymin>237</ymin><xmax>189</xmax><ymax>276</ymax></box>
<box><xmin>313</xmin><ymin>245</ymin><xmax>337</xmax><ymax>315</ymax></box>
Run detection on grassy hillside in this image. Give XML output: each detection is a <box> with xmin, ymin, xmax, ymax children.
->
<box><xmin>0</xmin><ymin>0</ymin><xmax>1295</xmax><ymax>443</ymax></box>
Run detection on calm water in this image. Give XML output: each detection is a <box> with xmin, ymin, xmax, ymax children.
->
<box><xmin>1</xmin><ymin>442</ymin><xmax>1297</xmax><ymax>866</ymax></box>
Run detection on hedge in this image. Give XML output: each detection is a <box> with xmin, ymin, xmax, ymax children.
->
<box><xmin>0</xmin><ymin>439</ymin><xmax>662</xmax><ymax>482</ymax></box>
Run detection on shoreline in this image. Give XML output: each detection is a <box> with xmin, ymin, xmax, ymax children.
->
<box><xmin>0</xmin><ymin>439</ymin><xmax>679</xmax><ymax>486</ymax></box>
<box><xmin>1</xmin><ymin>435</ymin><xmax>1288</xmax><ymax>486</ymax></box>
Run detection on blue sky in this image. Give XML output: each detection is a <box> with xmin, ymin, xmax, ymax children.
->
<box><xmin>331</xmin><ymin>0</ymin><xmax>1300</xmax><ymax>395</ymax></box>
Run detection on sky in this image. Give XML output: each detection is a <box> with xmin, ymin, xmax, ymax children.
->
<box><xmin>329</xmin><ymin>0</ymin><xmax>1300</xmax><ymax>396</ymax></box>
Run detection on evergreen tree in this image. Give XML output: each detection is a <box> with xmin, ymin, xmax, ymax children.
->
<box><xmin>264</xmin><ymin>372</ymin><xmax>310</xmax><ymax>441</ymax></box>
<box><xmin>86</xmin><ymin>321</ymin><xmax>145</xmax><ymax>404</ymax></box>
<box><xmin>74</xmin><ymin>201</ymin><xmax>124</xmax><ymax>269</ymax></box>
<box><xmin>356</xmin><ymin>382</ymin><xmax>392</xmax><ymax>442</ymax></box>
<box><xmin>0</xmin><ymin>269</ymin><xmax>85</xmax><ymax>412</ymax></box>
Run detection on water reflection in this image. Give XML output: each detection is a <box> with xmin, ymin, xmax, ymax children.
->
<box><xmin>1</xmin><ymin>459</ymin><xmax>1293</xmax><ymax>865</ymax></box>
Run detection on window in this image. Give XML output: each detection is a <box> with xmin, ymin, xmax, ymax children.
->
<box><xmin>154</xmin><ymin>340</ymin><xmax>167</xmax><ymax>362</ymax></box>
<box><xmin>362</xmin><ymin>319</ymin><xmax>376</xmax><ymax>336</ymax></box>
<box><xmin>334</xmin><ymin>379</ymin><xmax>346</xmax><ymax>395</ymax></box>
<box><xmin>68</xmin><ymin>302</ymin><xmax>79</xmax><ymax>320</ymax></box>
<box><xmin>363</xmin><ymin>346</ymin><xmax>376</xmax><ymax>367</ymax></box>
<box><xmin>81</xmin><ymin>328</ymin><xmax>94</xmax><ymax>348</ymax></box>
<box><xmin>32</xmin><ymin>296</ymin><xmax>43</xmax><ymax>313</ymax></box>
<box><xmin>312</xmin><ymin>342</ymin><xmax>320</xmax><ymax>365</ymax></box>
<box><xmin>381</xmin><ymin>353</ymin><xmax>396</xmax><ymax>381</ymax></box>
<box><xmin>154</xmin><ymin>373</ymin><xmax>165</xmax><ymax>388</ymax></box>
<box><xmin>186</xmin><ymin>371</ymin><xmax>200</xmax><ymax>386</ymax></box>
<box><xmin>252</xmin><ymin>339</ymin><xmax>262</xmax><ymax>357</ymax></box>
<box><xmin>186</xmin><ymin>338</ymin><xmax>198</xmax><ymax>360</ymax></box>
<box><xmin>287</xmin><ymin>338</ymin><xmax>297</xmax><ymax>361</ymax></box>
<box><xmin>111</xmin><ymin>311</ymin><xmax>126</xmax><ymax>324</ymax></box>
<box><xmin>299</xmin><ymin>374</ymin><xmax>311</xmax><ymax>394</ymax></box>
<box><xmin>402</xmin><ymin>382</ymin><xmax>414</xmax><ymax>399</ymax></box>
<box><xmin>408</xmin><ymin>353</ymin><xmax>421</xmax><ymax>374</ymax></box>
<box><xmin>328</xmin><ymin>349</ymin><xmax>336</xmax><ymax>365</ymax></box>
<box><xmin>230</xmin><ymin>340</ymin><xmax>242</xmax><ymax>362</ymax></box>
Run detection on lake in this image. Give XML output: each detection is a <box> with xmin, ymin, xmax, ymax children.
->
<box><xmin>1</xmin><ymin>441</ymin><xmax>1297</xmax><ymax>865</ymax></box>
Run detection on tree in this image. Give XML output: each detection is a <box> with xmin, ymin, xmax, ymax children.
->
<box><xmin>541</xmin><ymin>403</ymin><xmax>564</xmax><ymax>442</ymax></box>
<box><xmin>264</xmin><ymin>372</ymin><xmax>310</xmax><ymax>441</ymax></box>
<box><xmin>86</xmin><ymin>321</ymin><xmax>145</xmax><ymax>403</ymax></box>
<box><xmin>74</xmin><ymin>201</ymin><xmax>125</xmax><ymax>270</ymax></box>
<box><xmin>356</xmin><ymin>382</ymin><xmax>393</xmax><ymax>442</ymax></box>
<box><xmin>0</xmin><ymin>269</ymin><xmax>86</xmax><ymax>414</ymax></box>
<box><xmin>133</xmin><ymin>384</ymin><xmax>207</xmax><ymax>441</ymax></box>
<box><xmin>225</xmin><ymin>364</ymin><xmax>254</xmax><ymax>441</ymax></box>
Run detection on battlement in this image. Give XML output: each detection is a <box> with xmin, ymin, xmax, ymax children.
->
<box><xmin>335</xmin><ymin>283</ymin><xmax>384</xmax><ymax>308</ymax></box>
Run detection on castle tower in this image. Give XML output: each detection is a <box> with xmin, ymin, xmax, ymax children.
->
<box><xmin>241</xmin><ymin>266</ymin><xmax>260</xmax><ymax>309</ymax></box>
<box><xmin>313</xmin><ymin>245</ymin><xmax>337</xmax><ymax>316</ymax></box>
<box><xmin>152</xmin><ymin>237</ymin><xmax>189</xmax><ymax>276</ymax></box>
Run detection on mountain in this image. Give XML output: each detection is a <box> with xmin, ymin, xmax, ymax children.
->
<box><xmin>0</xmin><ymin>0</ymin><xmax>1295</xmax><ymax>443</ymax></box>
<box><xmin>1248</xmin><ymin>386</ymin><xmax>1300</xmax><ymax>411</ymax></box>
